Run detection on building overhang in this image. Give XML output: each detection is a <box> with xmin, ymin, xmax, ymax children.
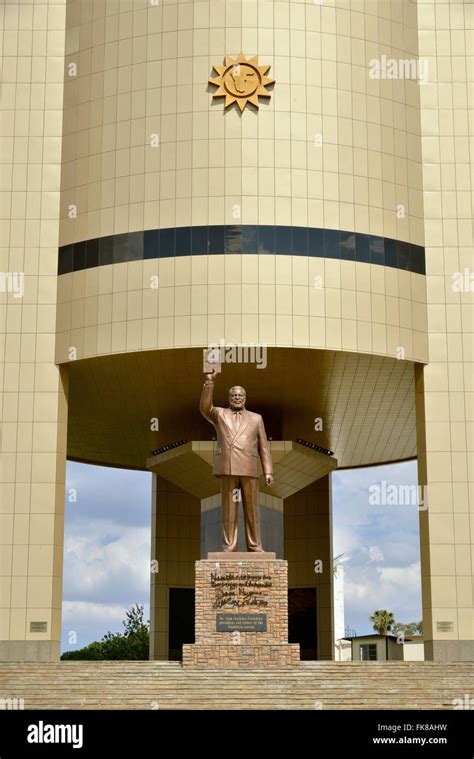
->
<box><xmin>146</xmin><ymin>440</ymin><xmax>338</xmax><ymax>499</ymax></box>
<box><xmin>65</xmin><ymin>347</ymin><xmax>418</xmax><ymax>471</ymax></box>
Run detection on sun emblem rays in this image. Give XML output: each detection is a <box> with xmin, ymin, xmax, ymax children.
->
<box><xmin>208</xmin><ymin>52</ymin><xmax>275</xmax><ymax>111</ymax></box>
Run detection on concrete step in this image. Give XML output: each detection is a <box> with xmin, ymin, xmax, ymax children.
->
<box><xmin>1</xmin><ymin>661</ymin><xmax>473</xmax><ymax>709</ymax></box>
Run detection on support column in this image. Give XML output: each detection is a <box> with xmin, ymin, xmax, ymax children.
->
<box><xmin>416</xmin><ymin>366</ymin><xmax>473</xmax><ymax>661</ymax></box>
<box><xmin>417</xmin><ymin>0</ymin><xmax>473</xmax><ymax>661</ymax></box>
<box><xmin>0</xmin><ymin>0</ymin><xmax>68</xmax><ymax>662</ymax></box>
<box><xmin>0</xmin><ymin>368</ymin><xmax>68</xmax><ymax>662</ymax></box>
<box><xmin>284</xmin><ymin>475</ymin><xmax>334</xmax><ymax>660</ymax></box>
<box><xmin>149</xmin><ymin>474</ymin><xmax>200</xmax><ymax>660</ymax></box>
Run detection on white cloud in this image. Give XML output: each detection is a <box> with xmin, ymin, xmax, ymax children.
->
<box><xmin>343</xmin><ymin>561</ymin><xmax>422</xmax><ymax>630</ymax></box>
<box><xmin>368</xmin><ymin>545</ymin><xmax>384</xmax><ymax>562</ymax></box>
<box><xmin>63</xmin><ymin>601</ymin><xmax>129</xmax><ymax>622</ymax></box>
<box><xmin>378</xmin><ymin>562</ymin><xmax>421</xmax><ymax>589</ymax></box>
<box><xmin>63</xmin><ymin>521</ymin><xmax>150</xmax><ymax>604</ymax></box>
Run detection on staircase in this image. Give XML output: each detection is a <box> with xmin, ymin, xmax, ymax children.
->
<box><xmin>1</xmin><ymin>661</ymin><xmax>473</xmax><ymax>709</ymax></box>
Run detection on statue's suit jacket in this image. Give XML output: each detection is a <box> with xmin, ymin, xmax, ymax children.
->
<box><xmin>200</xmin><ymin>382</ymin><xmax>273</xmax><ymax>479</ymax></box>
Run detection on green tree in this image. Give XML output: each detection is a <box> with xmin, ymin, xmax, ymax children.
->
<box><xmin>393</xmin><ymin>620</ymin><xmax>423</xmax><ymax>636</ymax></box>
<box><xmin>61</xmin><ymin>603</ymin><xmax>149</xmax><ymax>660</ymax></box>
<box><xmin>369</xmin><ymin>609</ymin><xmax>395</xmax><ymax>635</ymax></box>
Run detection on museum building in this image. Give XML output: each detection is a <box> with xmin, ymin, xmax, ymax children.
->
<box><xmin>0</xmin><ymin>0</ymin><xmax>472</xmax><ymax>663</ymax></box>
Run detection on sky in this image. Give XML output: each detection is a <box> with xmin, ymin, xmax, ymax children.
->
<box><xmin>61</xmin><ymin>459</ymin><xmax>422</xmax><ymax>653</ymax></box>
<box><xmin>331</xmin><ymin>461</ymin><xmax>422</xmax><ymax>636</ymax></box>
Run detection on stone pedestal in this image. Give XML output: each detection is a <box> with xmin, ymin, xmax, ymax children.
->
<box><xmin>183</xmin><ymin>553</ymin><xmax>300</xmax><ymax>668</ymax></box>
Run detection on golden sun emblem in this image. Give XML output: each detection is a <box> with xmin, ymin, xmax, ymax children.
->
<box><xmin>208</xmin><ymin>52</ymin><xmax>275</xmax><ymax>111</ymax></box>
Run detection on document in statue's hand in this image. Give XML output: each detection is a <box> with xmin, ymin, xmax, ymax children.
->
<box><xmin>203</xmin><ymin>348</ymin><xmax>221</xmax><ymax>375</ymax></box>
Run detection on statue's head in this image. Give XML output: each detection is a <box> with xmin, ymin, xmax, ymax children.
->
<box><xmin>228</xmin><ymin>385</ymin><xmax>246</xmax><ymax>411</ymax></box>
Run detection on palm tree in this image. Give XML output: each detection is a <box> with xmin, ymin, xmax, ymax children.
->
<box><xmin>370</xmin><ymin>610</ymin><xmax>395</xmax><ymax>635</ymax></box>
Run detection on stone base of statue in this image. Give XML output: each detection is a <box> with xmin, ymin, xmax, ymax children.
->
<box><xmin>182</xmin><ymin>553</ymin><xmax>300</xmax><ymax>669</ymax></box>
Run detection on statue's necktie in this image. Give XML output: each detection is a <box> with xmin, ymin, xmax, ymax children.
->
<box><xmin>232</xmin><ymin>411</ymin><xmax>241</xmax><ymax>434</ymax></box>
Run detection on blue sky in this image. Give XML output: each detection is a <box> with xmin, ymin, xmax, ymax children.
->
<box><xmin>332</xmin><ymin>461</ymin><xmax>422</xmax><ymax>635</ymax></box>
<box><xmin>61</xmin><ymin>459</ymin><xmax>422</xmax><ymax>652</ymax></box>
<box><xmin>62</xmin><ymin>463</ymin><xmax>152</xmax><ymax>651</ymax></box>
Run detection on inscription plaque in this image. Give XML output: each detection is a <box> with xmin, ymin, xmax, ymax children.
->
<box><xmin>216</xmin><ymin>613</ymin><xmax>267</xmax><ymax>632</ymax></box>
<box><xmin>30</xmin><ymin>621</ymin><xmax>47</xmax><ymax>633</ymax></box>
<box><xmin>436</xmin><ymin>621</ymin><xmax>454</xmax><ymax>632</ymax></box>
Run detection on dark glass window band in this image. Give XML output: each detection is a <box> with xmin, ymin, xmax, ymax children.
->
<box><xmin>58</xmin><ymin>226</ymin><xmax>425</xmax><ymax>276</ymax></box>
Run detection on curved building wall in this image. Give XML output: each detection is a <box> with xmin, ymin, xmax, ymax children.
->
<box><xmin>55</xmin><ymin>0</ymin><xmax>428</xmax><ymax>365</ymax></box>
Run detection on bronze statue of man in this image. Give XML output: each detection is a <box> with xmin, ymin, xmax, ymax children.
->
<box><xmin>200</xmin><ymin>368</ymin><xmax>273</xmax><ymax>552</ymax></box>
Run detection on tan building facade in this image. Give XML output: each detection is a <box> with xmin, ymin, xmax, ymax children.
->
<box><xmin>0</xmin><ymin>0</ymin><xmax>472</xmax><ymax>662</ymax></box>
